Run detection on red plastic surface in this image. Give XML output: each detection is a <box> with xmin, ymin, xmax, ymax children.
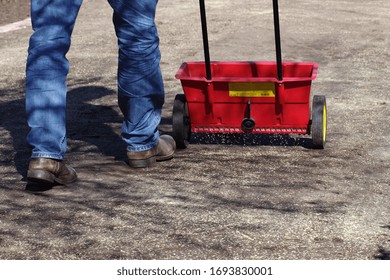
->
<box><xmin>176</xmin><ymin>61</ymin><xmax>318</xmax><ymax>134</ymax></box>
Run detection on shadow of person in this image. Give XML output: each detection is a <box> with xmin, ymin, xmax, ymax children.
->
<box><xmin>66</xmin><ymin>85</ymin><xmax>127</xmax><ymax>160</ymax></box>
<box><xmin>0</xmin><ymin>83</ymin><xmax>129</xmax><ymax>191</ymax></box>
<box><xmin>0</xmin><ymin>82</ymin><xmax>31</xmax><ymax>186</ymax></box>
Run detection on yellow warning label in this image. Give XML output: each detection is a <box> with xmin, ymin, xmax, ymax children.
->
<box><xmin>229</xmin><ymin>82</ymin><xmax>275</xmax><ymax>97</ymax></box>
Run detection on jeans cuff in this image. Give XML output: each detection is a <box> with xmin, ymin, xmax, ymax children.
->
<box><xmin>126</xmin><ymin>138</ymin><xmax>159</xmax><ymax>152</ymax></box>
<box><xmin>31</xmin><ymin>152</ymin><xmax>64</xmax><ymax>160</ymax></box>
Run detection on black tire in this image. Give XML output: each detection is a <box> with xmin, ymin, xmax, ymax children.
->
<box><xmin>311</xmin><ymin>95</ymin><xmax>327</xmax><ymax>149</ymax></box>
<box><xmin>172</xmin><ymin>94</ymin><xmax>191</xmax><ymax>149</ymax></box>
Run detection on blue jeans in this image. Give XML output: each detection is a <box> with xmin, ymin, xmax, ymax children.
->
<box><xmin>26</xmin><ymin>0</ymin><xmax>164</xmax><ymax>160</ymax></box>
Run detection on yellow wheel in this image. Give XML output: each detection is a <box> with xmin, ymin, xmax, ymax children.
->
<box><xmin>311</xmin><ymin>95</ymin><xmax>327</xmax><ymax>149</ymax></box>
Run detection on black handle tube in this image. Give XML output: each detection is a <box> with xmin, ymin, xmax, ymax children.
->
<box><xmin>199</xmin><ymin>0</ymin><xmax>212</xmax><ymax>80</ymax></box>
<box><xmin>272</xmin><ymin>0</ymin><xmax>283</xmax><ymax>81</ymax></box>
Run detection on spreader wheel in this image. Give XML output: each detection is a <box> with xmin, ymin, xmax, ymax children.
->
<box><xmin>172</xmin><ymin>94</ymin><xmax>191</xmax><ymax>149</ymax></box>
<box><xmin>311</xmin><ymin>95</ymin><xmax>327</xmax><ymax>149</ymax></box>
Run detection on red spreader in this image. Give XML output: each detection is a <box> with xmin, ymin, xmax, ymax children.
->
<box><xmin>172</xmin><ymin>0</ymin><xmax>327</xmax><ymax>149</ymax></box>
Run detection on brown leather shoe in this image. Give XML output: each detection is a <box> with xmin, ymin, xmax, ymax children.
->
<box><xmin>127</xmin><ymin>135</ymin><xmax>176</xmax><ymax>168</ymax></box>
<box><xmin>27</xmin><ymin>158</ymin><xmax>77</xmax><ymax>185</ymax></box>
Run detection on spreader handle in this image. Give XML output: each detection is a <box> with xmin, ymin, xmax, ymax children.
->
<box><xmin>199</xmin><ymin>0</ymin><xmax>212</xmax><ymax>80</ymax></box>
<box><xmin>273</xmin><ymin>0</ymin><xmax>283</xmax><ymax>81</ymax></box>
<box><xmin>199</xmin><ymin>0</ymin><xmax>283</xmax><ymax>81</ymax></box>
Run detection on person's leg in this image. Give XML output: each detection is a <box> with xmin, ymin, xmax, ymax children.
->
<box><xmin>26</xmin><ymin>0</ymin><xmax>83</xmax><ymax>184</ymax></box>
<box><xmin>26</xmin><ymin>0</ymin><xmax>83</xmax><ymax>160</ymax></box>
<box><xmin>108</xmin><ymin>0</ymin><xmax>175</xmax><ymax>167</ymax></box>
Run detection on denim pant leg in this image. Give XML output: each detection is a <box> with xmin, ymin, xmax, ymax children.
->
<box><xmin>108</xmin><ymin>0</ymin><xmax>165</xmax><ymax>152</ymax></box>
<box><xmin>26</xmin><ymin>0</ymin><xmax>83</xmax><ymax>160</ymax></box>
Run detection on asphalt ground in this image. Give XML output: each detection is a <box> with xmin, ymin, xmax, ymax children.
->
<box><xmin>0</xmin><ymin>0</ymin><xmax>389</xmax><ymax>260</ymax></box>
<box><xmin>0</xmin><ymin>0</ymin><xmax>30</xmax><ymax>26</ymax></box>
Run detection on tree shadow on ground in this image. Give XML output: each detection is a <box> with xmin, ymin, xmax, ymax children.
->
<box><xmin>374</xmin><ymin>247</ymin><xmax>390</xmax><ymax>260</ymax></box>
<box><xmin>374</xmin><ymin>224</ymin><xmax>390</xmax><ymax>260</ymax></box>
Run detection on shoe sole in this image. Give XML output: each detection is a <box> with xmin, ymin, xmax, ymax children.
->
<box><xmin>128</xmin><ymin>156</ymin><xmax>157</xmax><ymax>168</ymax></box>
<box><xmin>27</xmin><ymin>169</ymin><xmax>77</xmax><ymax>185</ymax></box>
<box><xmin>27</xmin><ymin>169</ymin><xmax>55</xmax><ymax>184</ymax></box>
<box><xmin>156</xmin><ymin>151</ymin><xmax>174</xmax><ymax>162</ymax></box>
<box><xmin>128</xmin><ymin>151</ymin><xmax>175</xmax><ymax>168</ymax></box>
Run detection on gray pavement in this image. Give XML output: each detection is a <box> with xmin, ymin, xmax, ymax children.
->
<box><xmin>0</xmin><ymin>0</ymin><xmax>30</xmax><ymax>25</ymax></box>
<box><xmin>0</xmin><ymin>0</ymin><xmax>389</xmax><ymax>259</ymax></box>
